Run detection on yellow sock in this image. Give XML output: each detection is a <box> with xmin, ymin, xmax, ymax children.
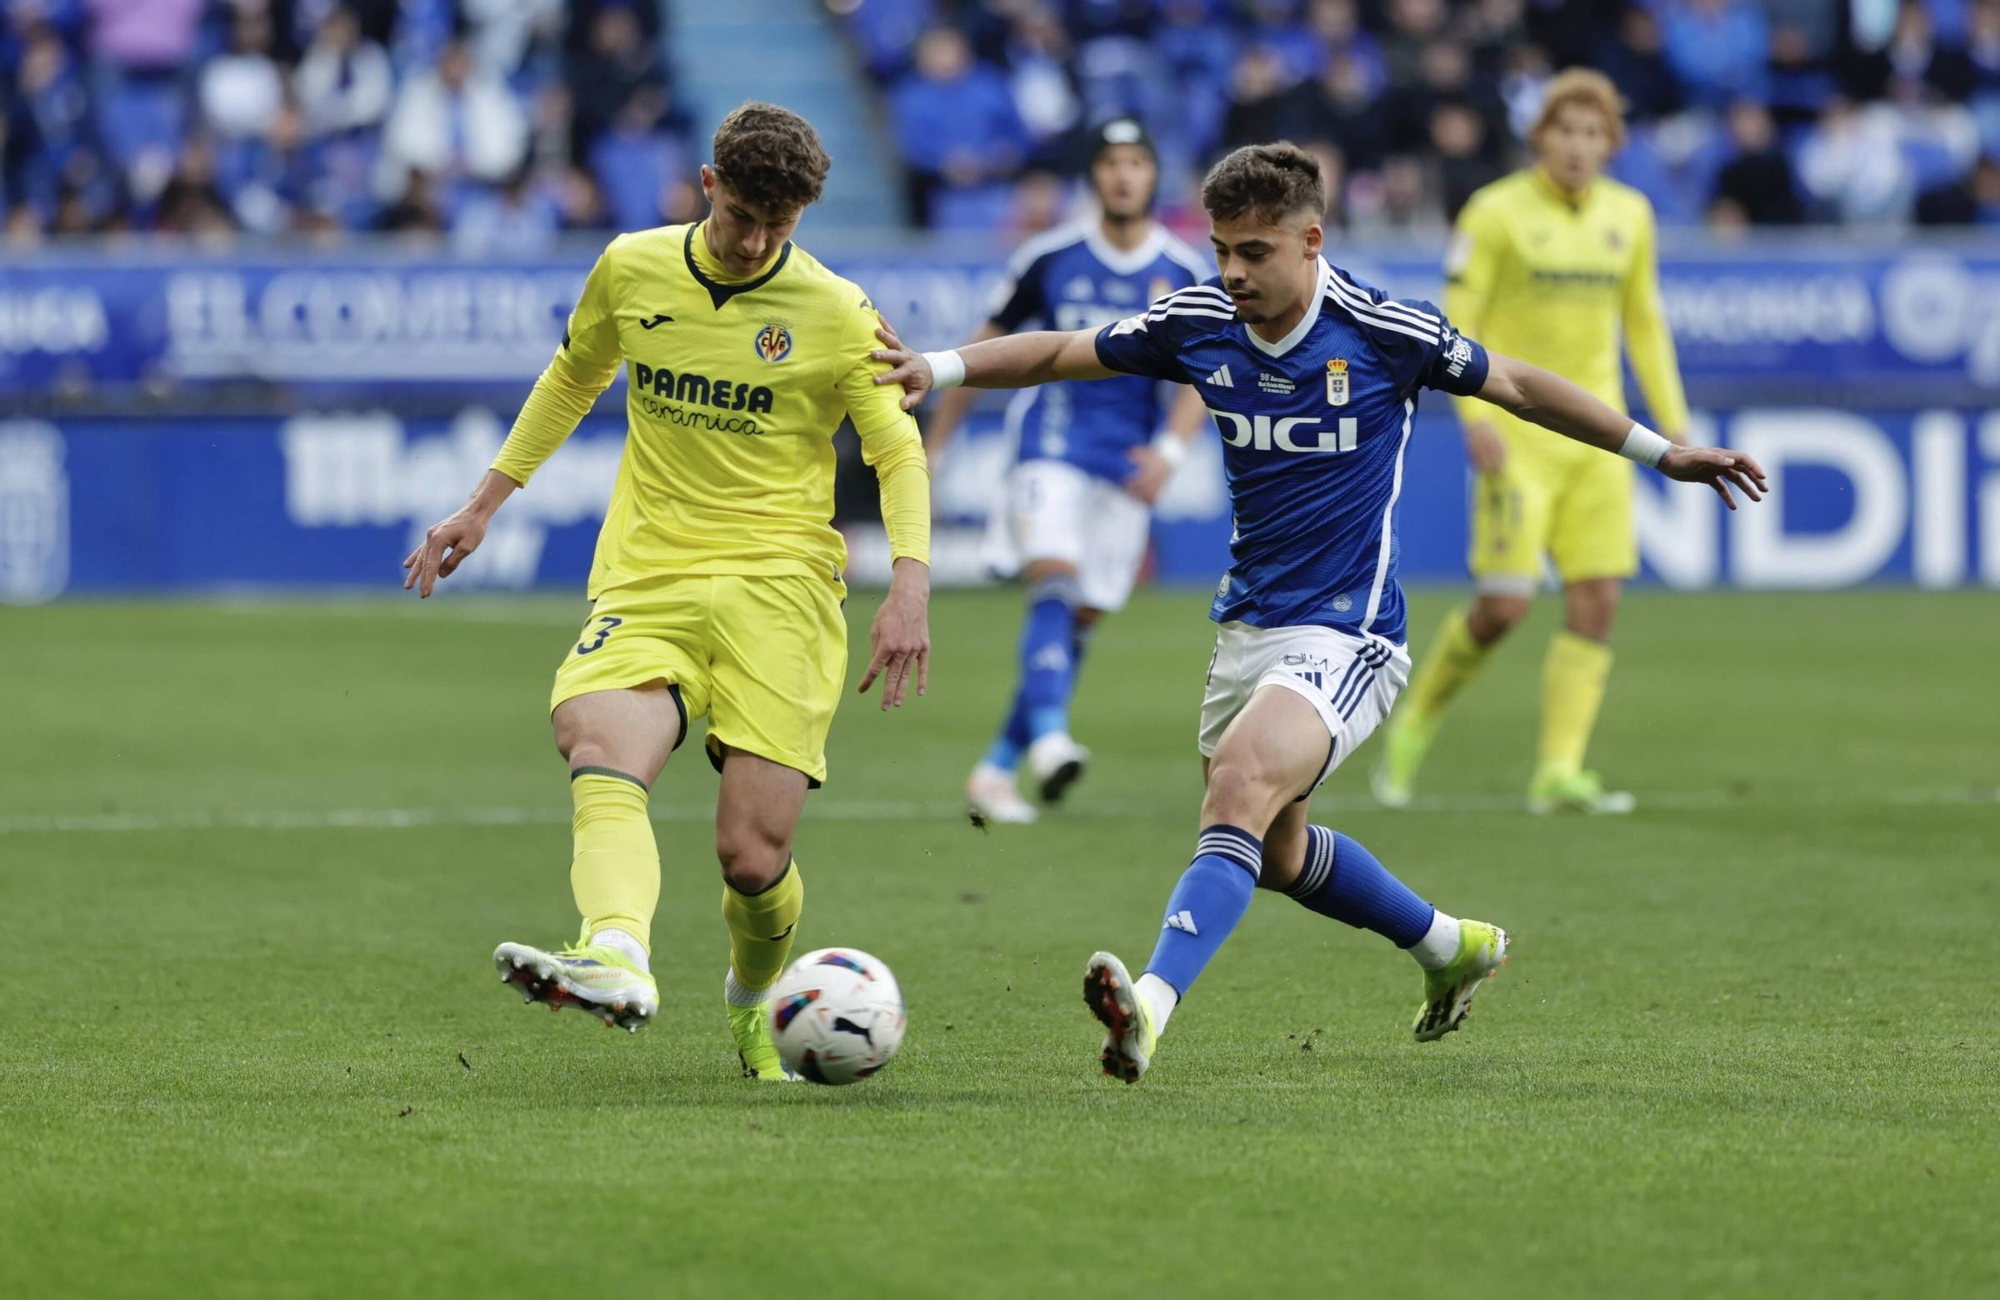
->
<box><xmin>1537</xmin><ymin>630</ymin><xmax>1614</xmax><ymax>780</ymax></box>
<box><xmin>721</xmin><ymin>859</ymin><xmax>804</xmax><ymax>1003</ymax></box>
<box><xmin>569</xmin><ymin>770</ymin><xmax>660</xmax><ymax>953</ymax></box>
<box><xmin>1399</xmin><ymin>606</ymin><xmax>1496</xmax><ymax>745</ymax></box>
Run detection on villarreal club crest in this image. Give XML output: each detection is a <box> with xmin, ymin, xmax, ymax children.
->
<box><xmin>755</xmin><ymin>322</ymin><xmax>793</xmax><ymax>363</ymax></box>
<box><xmin>1326</xmin><ymin>357</ymin><xmax>1350</xmax><ymax>406</ymax></box>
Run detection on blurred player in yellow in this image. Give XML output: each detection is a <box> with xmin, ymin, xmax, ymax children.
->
<box><xmin>403</xmin><ymin>103</ymin><xmax>931</xmax><ymax>1079</ymax></box>
<box><xmin>1375</xmin><ymin>70</ymin><xmax>1689</xmax><ymax>814</ymax></box>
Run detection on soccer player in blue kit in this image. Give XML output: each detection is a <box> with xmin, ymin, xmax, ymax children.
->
<box><xmin>926</xmin><ymin>118</ymin><xmax>1211</xmax><ymax>825</ymax></box>
<box><xmin>874</xmin><ymin>143</ymin><xmax>1767</xmax><ymax>1082</ymax></box>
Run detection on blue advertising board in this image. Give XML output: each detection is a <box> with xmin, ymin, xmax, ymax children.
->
<box><xmin>4</xmin><ymin>242</ymin><xmax>2000</xmax><ymax>404</ymax></box>
<box><xmin>2</xmin><ymin>404</ymin><xmax>1992</xmax><ymax>603</ymax></box>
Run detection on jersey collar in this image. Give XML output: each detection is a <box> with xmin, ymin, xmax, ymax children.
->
<box><xmin>1530</xmin><ymin>166</ymin><xmax>1592</xmax><ymax>212</ymax></box>
<box><xmin>684</xmin><ymin>223</ymin><xmax>793</xmax><ymax>310</ymax></box>
<box><xmin>1082</xmin><ymin>220</ymin><xmax>1167</xmax><ymax>276</ymax></box>
<box><xmin>1242</xmin><ymin>257</ymin><xmax>1329</xmax><ymax>359</ymax></box>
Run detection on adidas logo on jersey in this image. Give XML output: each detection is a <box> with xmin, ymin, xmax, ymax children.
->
<box><xmin>1164</xmin><ymin>910</ymin><xmax>1199</xmax><ymax>935</ymax></box>
<box><xmin>1204</xmin><ymin>364</ymin><xmax>1234</xmax><ymax>388</ymax></box>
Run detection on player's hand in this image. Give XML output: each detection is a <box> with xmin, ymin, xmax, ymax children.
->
<box><xmin>402</xmin><ymin>506</ymin><xmax>489</xmax><ymax>597</ymax></box>
<box><xmin>1463</xmin><ymin>421</ymin><xmax>1507</xmax><ymax>476</ymax></box>
<box><xmin>1658</xmin><ymin>445</ymin><xmax>1769</xmax><ymax>511</ymax></box>
<box><xmin>1123</xmin><ymin>445</ymin><xmax>1173</xmax><ymax>504</ymax></box>
<box><xmin>858</xmin><ymin>560</ymin><xmax>931</xmax><ymax>710</ymax></box>
<box><xmin>873</xmin><ymin>322</ymin><xmax>933</xmax><ymax>412</ymax></box>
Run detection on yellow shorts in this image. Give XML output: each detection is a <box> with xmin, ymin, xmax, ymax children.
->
<box><xmin>549</xmin><ymin>572</ymin><xmax>848</xmax><ymax>785</ymax></box>
<box><xmin>1469</xmin><ymin>441</ymin><xmax>1636</xmax><ymax>593</ymax></box>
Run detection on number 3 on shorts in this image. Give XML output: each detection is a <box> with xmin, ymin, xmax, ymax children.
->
<box><xmin>576</xmin><ymin>615</ymin><xmax>623</xmax><ymax>655</ymax></box>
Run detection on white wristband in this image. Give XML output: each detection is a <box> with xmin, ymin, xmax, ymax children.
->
<box><xmin>1619</xmin><ymin>422</ymin><xmax>1671</xmax><ymax>468</ymax></box>
<box><xmin>1150</xmin><ymin>431</ymin><xmax>1188</xmax><ymax>470</ymax></box>
<box><xmin>921</xmin><ymin>350</ymin><xmax>966</xmax><ymax>391</ymax></box>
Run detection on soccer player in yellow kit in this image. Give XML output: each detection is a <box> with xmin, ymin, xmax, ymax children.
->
<box><xmin>402</xmin><ymin>104</ymin><xmax>931</xmax><ymax>1079</ymax></box>
<box><xmin>1375</xmin><ymin>70</ymin><xmax>1690</xmax><ymax>814</ymax></box>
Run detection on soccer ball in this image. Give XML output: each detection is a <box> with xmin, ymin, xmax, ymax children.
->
<box><xmin>766</xmin><ymin>947</ymin><xmax>906</xmax><ymax>1085</ymax></box>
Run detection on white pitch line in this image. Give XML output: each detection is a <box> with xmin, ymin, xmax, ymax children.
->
<box><xmin>0</xmin><ymin>788</ymin><xmax>1992</xmax><ymax>835</ymax></box>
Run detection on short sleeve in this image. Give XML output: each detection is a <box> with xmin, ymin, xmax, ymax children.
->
<box><xmin>1094</xmin><ymin>311</ymin><xmax>1184</xmax><ymax>381</ymax></box>
<box><xmin>1094</xmin><ymin>283</ymin><xmax>1227</xmax><ymax>382</ymax></box>
<box><xmin>986</xmin><ymin>249</ymin><xmax>1051</xmax><ymax>331</ymax></box>
<box><xmin>1327</xmin><ymin>267</ymin><xmax>1488</xmax><ymax>398</ymax></box>
<box><xmin>1415</xmin><ymin>314</ymin><xmax>1490</xmax><ymax>397</ymax></box>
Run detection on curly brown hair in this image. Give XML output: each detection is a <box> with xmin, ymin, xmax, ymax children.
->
<box><xmin>710</xmin><ymin>102</ymin><xmax>831</xmax><ymax>214</ymax></box>
<box><xmin>1200</xmin><ymin>142</ymin><xmax>1325</xmax><ymax>225</ymax></box>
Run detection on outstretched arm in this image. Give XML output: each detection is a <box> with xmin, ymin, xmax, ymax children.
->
<box><xmin>1478</xmin><ymin>352</ymin><xmax>1768</xmax><ymax>509</ymax></box>
<box><xmin>922</xmin><ymin>321</ymin><xmax>1006</xmax><ymax>466</ymax></box>
<box><xmin>873</xmin><ymin>321</ymin><xmax>1112</xmax><ymax>411</ymax></box>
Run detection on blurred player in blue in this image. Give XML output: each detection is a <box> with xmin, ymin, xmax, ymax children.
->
<box><xmin>875</xmin><ymin>143</ymin><xmax>1766</xmax><ymax>1081</ymax></box>
<box><xmin>924</xmin><ymin>118</ymin><xmax>1210</xmax><ymax>826</ymax></box>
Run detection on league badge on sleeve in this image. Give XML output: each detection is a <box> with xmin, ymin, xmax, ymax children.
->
<box><xmin>1325</xmin><ymin>358</ymin><xmax>1350</xmax><ymax>406</ymax></box>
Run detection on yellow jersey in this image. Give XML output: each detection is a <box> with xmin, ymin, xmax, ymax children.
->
<box><xmin>492</xmin><ymin>222</ymin><xmax>929</xmax><ymax>599</ymax></box>
<box><xmin>1444</xmin><ymin>170</ymin><xmax>1688</xmax><ymax>450</ymax></box>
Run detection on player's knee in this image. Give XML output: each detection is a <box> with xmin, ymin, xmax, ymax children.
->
<box><xmin>715</xmin><ymin>822</ymin><xmax>789</xmax><ymax>893</ymax></box>
<box><xmin>1565</xmin><ymin>581</ymin><xmax>1620</xmax><ymax>640</ymax></box>
<box><xmin>1469</xmin><ymin>595</ymin><xmax>1530</xmax><ymax>643</ymax></box>
<box><xmin>1201</xmin><ymin>755</ymin><xmax>1288</xmax><ymax>831</ymax></box>
<box><xmin>554</xmin><ymin>722</ymin><xmax>606</xmax><ymax>770</ymax></box>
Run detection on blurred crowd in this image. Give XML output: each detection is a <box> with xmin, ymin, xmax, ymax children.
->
<box><xmin>846</xmin><ymin>0</ymin><xmax>2000</xmax><ymax>233</ymax></box>
<box><xmin>0</xmin><ymin>0</ymin><xmax>701</xmax><ymax>248</ymax></box>
<box><xmin>7</xmin><ymin>0</ymin><xmax>1996</xmax><ymax>248</ymax></box>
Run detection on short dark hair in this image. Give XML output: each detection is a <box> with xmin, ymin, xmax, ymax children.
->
<box><xmin>1200</xmin><ymin>143</ymin><xmax>1325</xmax><ymax>225</ymax></box>
<box><xmin>711</xmin><ymin>102</ymin><xmax>830</xmax><ymax>214</ymax></box>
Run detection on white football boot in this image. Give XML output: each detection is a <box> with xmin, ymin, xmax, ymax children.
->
<box><xmin>966</xmin><ymin>761</ymin><xmax>1038</xmax><ymax>825</ymax></box>
<box><xmin>1026</xmin><ymin>732</ymin><xmax>1090</xmax><ymax>805</ymax></box>
<box><xmin>1083</xmin><ymin>951</ymin><xmax>1157</xmax><ymax>1083</ymax></box>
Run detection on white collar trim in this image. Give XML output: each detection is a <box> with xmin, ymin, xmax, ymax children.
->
<box><xmin>1242</xmin><ymin>258</ymin><xmax>1329</xmax><ymax>358</ymax></box>
<box><xmin>1083</xmin><ymin>220</ymin><xmax>1167</xmax><ymax>276</ymax></box>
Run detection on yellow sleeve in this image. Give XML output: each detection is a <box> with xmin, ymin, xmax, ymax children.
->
<box><xmin>1443</xmin><ymin>193</ymin><xmax>1504</xmax><ymax>428</ymax></box>
<box><xmin>1621</xmin><ymin>201</ymin><xmax>1690</xmax><ymax>436</ymax></box>
<box><xmin>491</xmin><ymin>243</ymin><xmax>625</xmax><ymax>487</ymax></box>
<box><xmin>837</xmin><ymin>294</ymin><xmax>931</xmax><ymax>565</ymax></box>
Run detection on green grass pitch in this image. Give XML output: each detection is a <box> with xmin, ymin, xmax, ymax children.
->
<box><xmin>1</xmin><ymin>588</ymin><xmax>1994</xmax><ymax>1298</ymax></box>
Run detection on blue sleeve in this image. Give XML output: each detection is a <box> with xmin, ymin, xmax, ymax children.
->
<box><xmin>1417</xmin><ymin>312</ymin><xmax>1490</xmax><ymax>397</ymax></box>
<box><xmin>1333</xmin><ymin>276</ymin><xmax>1489</xmax><ymax>397</ymax></box>
<box><xmin>986</xmin><ymin>251</ymin><xmax>1050</xmax><ymax>332</ymax></box>
<box><xmin>1093</xmin><ymin>308</ymin><xmax>1189</xmax><ymax>382</ymax></box>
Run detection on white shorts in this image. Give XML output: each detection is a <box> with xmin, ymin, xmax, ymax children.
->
<box><xmin>1197</xmin><ymin>622</ymin><xmax>1412</xmax><ymax>792</ymax></box>
<box><xmin>981</xmin><ymin>459</ymin><xmax>1151</xmax><ymax>612</ymax></box>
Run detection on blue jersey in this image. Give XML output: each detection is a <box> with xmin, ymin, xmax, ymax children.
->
<box><xmin>988</xmin><ymin>222</ymin><xmax>1208</xmax><ymax>484</ymax></box>
<box><xmin>1094</xmin><ymin>258</ymin><xmax>1491</xmax><ymax>645</ymax></box>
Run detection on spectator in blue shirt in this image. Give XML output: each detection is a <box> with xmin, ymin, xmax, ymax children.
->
<box><xmin>891</xmin><ymin>26</ymin><xmax>1028</xmax><ymax>225</ymax></box>
<box><xmin>1661</xmin><ymin>0</ymin><xmax>1771</xmax><ymax>107</ymax></box>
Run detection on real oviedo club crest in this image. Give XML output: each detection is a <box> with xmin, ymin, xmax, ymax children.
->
<box><xmin>755</xmin><ymin>323</ymin><xmax>793</xmax><ymax>363</ymax></box>
<box><xmin>1325</xmin><ymin>357</ymin><xmax>1350</xmax><ymax>406</ymax></box>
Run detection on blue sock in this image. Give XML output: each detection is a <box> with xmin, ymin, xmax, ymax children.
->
<box><xmin>1019</xmin><ymin>575</ymin><xmax>1079</xmax><ymax>740</ymax></box>
<box><xmin>1070</xmin><ymin>620</ymin><xmax>1096</xmax><ymax>679</ymax></box>
<box><xmin>1143</xmin><ymin>825</ymin><xmax>1262</xmax><ymax>999</ymax></box>
<box><xmin>1286</xmin><ymin>827</ymin><xmax>1435</xmax><ymax>948</ymax></box>
<box><xmin>982</xmin><ymin>686</ymin><xmax>1033</xmax><ymax>771</ymax></box>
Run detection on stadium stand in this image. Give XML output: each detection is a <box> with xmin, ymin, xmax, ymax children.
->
<box><xmin>840</xmin><ymin>0</ymin><xmax>2000</xmax><ymax>232</ymax></box>
<box><xmin>4</xmin><ymin>1</ymin><xmax>1997</xmax><ymax>245</ymax></box>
